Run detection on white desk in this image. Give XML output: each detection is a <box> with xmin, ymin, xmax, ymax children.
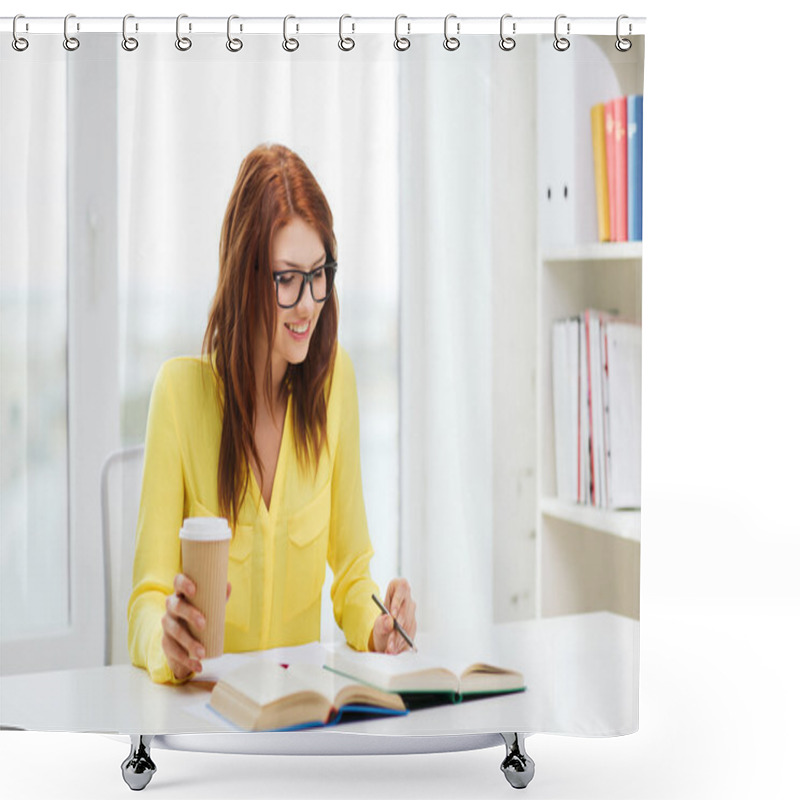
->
<box><xmin>1</xmin><ymin>612</ymin><xmax>637</xmax><ymax>752</ymax></box>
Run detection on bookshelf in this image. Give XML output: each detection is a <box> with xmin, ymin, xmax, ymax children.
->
<box><xmin>534</xmin><ymin>34</ymin><xmax>644</xmax><ymax>621</ymax></box>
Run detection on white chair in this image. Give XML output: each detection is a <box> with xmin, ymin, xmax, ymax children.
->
<box><xmin>100</xmin><ymin>445</ymin><xmax>145</xmax><ymax>666</ymax></box>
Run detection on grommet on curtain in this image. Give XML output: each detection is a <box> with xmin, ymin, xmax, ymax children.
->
<box><xmin>12</xmin><ymin>14</ymin><xmax>29</xmax><ymax>52</ymax></box>
<box><xmin>226</xmin><ymin>15</ymin><xmax>243</xmax><ymax>52</ymax></box>
<box><xmin>338</xmin><ymin>15</ymin><xmax>355</xmax><ymax>51</ymax></box>
<box><xmin>394</xmin><ymin>14</ymin><xmax>410</xmax><ymax>51</ymax></box>
<box><xmin>615</xmin><ymin>15</ymin><xmax>632</xmax><ymax>52</ymax></box>
<box><xmin>553</xmin><ymin>14</ymin><xmax>570</xmax><ymax>51</ymax></box>
<box><xmin>175</xmin><ymin>14</ymin><xmax>192</xmax><ymax>51</ymax></box>
<box><xmin>499</xmin><ymin>14</ymin><xmax>516</xmax><ymax>51</ymax></box>
<box><xmin>63</xmin><ymin>13</ymin><xmax>80</xmax><ymax>51</ymax></box>
<box><xmin>282</xmin><ymin>15</ymin><xmax>299</xmax><ymax>52</ymax></box>
<box><xmin>443</xmin><ymin>14</ymin><xmax>460</xmax><ymax>51</ymax></box>
<box><xmin>121</xmin><ymin>15</ymin><xmax>139</xmax><ymax>52</ymax></box>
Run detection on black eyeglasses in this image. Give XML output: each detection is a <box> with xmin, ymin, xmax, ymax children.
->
<box><xmin>272</xmin><ymin>262</ymin><xmax>338</xmax><ymax>309</ymax></box>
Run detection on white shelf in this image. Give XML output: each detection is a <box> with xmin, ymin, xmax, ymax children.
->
<box><xmin>539</xmin><ymin>496</ymin><xmax>641</xmax><ymax>543</ymax></box>
<box><xmin>542</xmin><ymin>242</ymin><xmax>642</xmax><ymax>263</ymax></box>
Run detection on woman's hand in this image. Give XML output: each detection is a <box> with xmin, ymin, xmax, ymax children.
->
<box><xmin>370</xmin><ymin>578</ymin><xmax>417</xmax><ymax>655</ymax></box>
<box><xmin>161</xmin><ymin>574</ymin><xmax>232</xmax><ymax>680</ymax></box>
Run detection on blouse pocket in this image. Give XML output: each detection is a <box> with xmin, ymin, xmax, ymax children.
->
<box><xmin>224</xmin><ymin>523</ymin><xmax>253</xmax><ymax>632</ymax></box>
<box><xmin>283</xmin><ymin>481</ymin><xmax>331</xmax><ymax>622</ymax></box>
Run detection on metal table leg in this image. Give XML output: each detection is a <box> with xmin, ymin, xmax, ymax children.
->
<box><xmin>500</xmin><ymin>732</ymin><xmax>535</xmax><ymax>789</ymax></box>
<box><xmin>121</xmin><ymin>734</ymin><xmax>156</xmax><ymax>791</ymax></box>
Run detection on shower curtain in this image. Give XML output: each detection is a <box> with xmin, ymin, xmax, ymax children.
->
<box><xmin>0</xmin><ymin>11</ymin><xmax>644</xmax><ymax>780</ymax></box>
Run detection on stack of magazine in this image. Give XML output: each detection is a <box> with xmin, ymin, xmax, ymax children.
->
<box><xmin>552</xmin><ymin>310</ymin><xmax>642</xmax><ymax>510</ymax></box>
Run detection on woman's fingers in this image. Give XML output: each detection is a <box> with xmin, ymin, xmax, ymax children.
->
<box><xmin>162</xmin><ymin>607</ymin><xmax>205</xmax><ymax>661</ymax></box>
<box><xmin>385</xmin><ymin>578</ymin><xmax>411</xmax><ymax>617</ymax></box>
<box><xmin>160</xmin><ymin>575</ymin><xmax>208</xmax><ymax>678</ymax></box>
<box><xmin>161</xmin><ymin>628</ymin><xmax>202</xmax><ymax>677</ymax></box>
<box><xmin>174</xmin><ymin>572</ymin><xmax>196</xmax><ymax>599</ymax></box>
<box><xmin>383</xmin><ymin>579</ymin><xmax>417</xmax><ymax>654</ymax></box>
<box><xmin>167</xmin><ymin>592</ymin><xmax>206</xmax><ymax>634</ymax></box>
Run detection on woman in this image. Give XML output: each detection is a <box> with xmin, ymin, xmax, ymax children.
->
<box><xmin>128</xmin><ymin>144</ymin><xmax>416</xmax><ymax>683</ymax></box>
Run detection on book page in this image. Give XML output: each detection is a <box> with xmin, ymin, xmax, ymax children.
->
<box><xmin>324</xmin><ymin>646</ymin><xmax>458</xmax><ymax>692</ymax></box>
<box><xmin>222</xmin><ymin>660</ymin><xmax>321</xmax><ymax>707</ymax></box>
<box><xmin>192</xmin><ymin>641</ymin><xmax>332</xmax><ymax>684</ymax></box>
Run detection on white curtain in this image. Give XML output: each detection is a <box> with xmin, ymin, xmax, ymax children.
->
<box><xmin>0</xmin><ymin>40</ymin><xmax>70</xmax><ymax>643</ymax></box>
<box><xmin>398</xmin><ymin>38</ymin><xmax>494</xmax><ymax>632</ymax></box>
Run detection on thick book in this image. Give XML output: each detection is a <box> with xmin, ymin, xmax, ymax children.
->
<box><xmin>324</xmin><ymin>649</ymin><xmax>526</xmax><ymax>706</ymax></box>
<box><xmin>591</xmin><ymin>102</ymin><xmax>611</xmax><ymax>242</ymax></box>
<box><xmin>208</xmin><ymin>660</ymin><xmax>407</xmax><ymax>732</ymax></box>
<box><xmin>627</xmin><ymin>94</ymin><xmax>643</xmax><ymax>242</ymax></box>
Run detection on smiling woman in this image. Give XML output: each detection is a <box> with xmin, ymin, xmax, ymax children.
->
<box><xmin>127</xmin><ymin>144</ymin><xmax>417</xmax><ymax>684</ymax></box>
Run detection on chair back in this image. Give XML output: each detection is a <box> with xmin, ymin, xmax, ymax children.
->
<box><xmin>100</xmin><ymin>445</ymin><xmax>145</xmax><ymax>665</ymax></box>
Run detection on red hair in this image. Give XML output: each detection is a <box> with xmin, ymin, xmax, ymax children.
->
<box><xmin>203</xmin><ymin>144</ymin><xmax>338</xmax><ymax>528</ymax></box>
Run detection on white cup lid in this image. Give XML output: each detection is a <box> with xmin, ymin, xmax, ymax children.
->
<box><xmin>179</xmin><ymin>517</ymin><xmax>232</xmax><ymax>541</ymax></box>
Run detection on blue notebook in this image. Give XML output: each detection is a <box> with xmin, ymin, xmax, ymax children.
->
<box><xmin>627</xmin><ymin>94</ymin><xmax>643</xmax><ymax>241</ymax></box>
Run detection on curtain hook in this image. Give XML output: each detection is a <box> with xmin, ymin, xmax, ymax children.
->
<box><xmin>338</xmin><ymin>14</ymin><xmax>355</xmax><ymax>51</ymax></box>
<box><xmin>63</xmin><ymin>13</ymin><xmax>80</xmax><ymax>51</ymax></box>
<box><xmin>122</xmin><ymin>14</ymin><xmax>139</xmax><ymax>52</ymax></box>
<box><xmin>175</xmin><ymin>14</ymin><xmax>192</xmax><ymax>51</ymax></box>
<box><xmin>394</xmin><ymin>14</ymin><xmax>410</xmax><ymax>51</ymax></box>
<box><xmin>283</xmin><ymin>15</ymin><xmax>299</xmax><ymax>52</ymax></box>
<box><xmin>553</xmin><ymin>14</ymin><xmax>570</xmax><ymax>52</ymax></box>
<box><xmin>615</xmin><ymin>14</ymin><xmax>632</xmax><ymax>52</ymax></box>
<box><xmin>443</xmin><ymin>13</ymin><xmax>460</xmax><ymax>51</ymax></box>
<box><xmin>12</xmin><ymin>14</ymin><xmax>29</xmax><ymax>51</ymax></box>
<box><xmin>227</xmin><ymin>15</ymin><xmax>243</xmax><ymax>52</ymax></box>
<box><xmin>499</xmin><ymin>13</ymin><xmax>516</xmax><ymax>51</ymax></box>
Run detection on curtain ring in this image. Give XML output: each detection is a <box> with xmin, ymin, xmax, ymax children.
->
<box><xmin>443</xmin><ymin>13</ymin><xmax>460</xmax><ymax>51</ymax></box>
<box><xmin>12</xmin><ymin>14</ymin><xmax>29</xmax><ymax>52</ymax></box>
<box><xmin>283</xmin><ymin>15</ymin><xmax>299</xmax><ymax>52</ymax></box>
<box><xmin>553</xmin><ymin>14</ymin><xmax>570</xmax><ymax>51</ymax></box>
<box><xmin>499</xmin><ymin>14</ymin><xmax>516</xmax><ymax>51</ymax></box>
<box><xmin>226</xmin><ymin>15</ymin><xmax>243</xmax><ymax>52</ymax></box>
<box><xmin>175</xmin><ymin>14</ymin><xmax>192</xmax><ymax>51</ymax></box>
<box><xmin>122</xmin><ymin>14</ymin><xmax>139</xmax><ymax>52</ymax></box>
<box><xmin>615</xmin><ymin>14</ymin><xmax>632</xmax><ymax>52</ymax></box>
<box><xmin>394</xmin><ymin>14</ymin><xmax>410</xmax><ymax>51</ymax></box>
<box><xmin>63</xmin><ymin>13</ymin><xmax>80</xmax><ymax>51</ymax></box>
<box><xmin>338</xmin><ymin>14</ymin><xmax>355</xmax><ymax>51</ymax></box>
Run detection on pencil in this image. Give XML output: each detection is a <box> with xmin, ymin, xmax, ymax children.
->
<box><xmin>371</xmin><ymin>593</ymin><xmax>417</xmax><ymax>653</ymax></box>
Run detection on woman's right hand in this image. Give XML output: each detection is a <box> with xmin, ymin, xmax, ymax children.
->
<box><xmin>161</xmin><ymin>574</ymin><xmax>231</xmax><ymax>680</ymax></box>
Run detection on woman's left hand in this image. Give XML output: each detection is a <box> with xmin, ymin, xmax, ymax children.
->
<box><xmin>370</xmin><ymin>578</ymin><xmax>417</xmax><ymax>655</ymax></box>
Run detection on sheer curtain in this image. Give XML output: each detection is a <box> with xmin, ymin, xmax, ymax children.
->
<box><xmin>1</xmin><ymin>40</ymin><xmax>70</xmax><ymax>650</ymax></box>
<box><xmin>398</xmin><ymin>38</ymin><xmax>538</xmax><ymax>631</ymax></box>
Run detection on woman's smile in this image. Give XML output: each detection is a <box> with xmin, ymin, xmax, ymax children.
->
<box><xmin>284</xmin><ymin>319</ymin><xmax>312</xmax><ymax>340</ymax></box>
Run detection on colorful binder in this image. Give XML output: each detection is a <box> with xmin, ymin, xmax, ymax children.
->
<box><xmin>591</xmin><ymin>103</ymin><xmax>611</xmax><ymax>242</ymax></box>
<box><xmin>627</xmin><ymin>94</ymin><xmax>643</xmax><ymax>242</ymax></box>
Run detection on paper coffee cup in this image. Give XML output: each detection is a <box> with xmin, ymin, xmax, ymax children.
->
<box><xmin>179</xmin><ymin>517</ymin><xmax>232</xmax><ymax>659</ymax></box>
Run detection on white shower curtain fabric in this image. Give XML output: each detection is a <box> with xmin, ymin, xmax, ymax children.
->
<box><xmin>1</xmin><ymin>28</ymin><xmax>642</xmax><ymax>738</ymax></box>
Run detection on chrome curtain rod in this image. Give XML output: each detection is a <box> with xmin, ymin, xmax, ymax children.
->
<box><xmin>1</xmin><ymin>15</ymin><xmax>646</xmax><ymax>37</ymax></box>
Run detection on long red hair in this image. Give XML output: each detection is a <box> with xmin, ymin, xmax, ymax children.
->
<box><xmin>203</xmin><ymin>144</ymin><xmax>338</xmax><ymax>528</ymax></box>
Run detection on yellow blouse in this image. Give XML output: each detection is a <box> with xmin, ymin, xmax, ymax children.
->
<box><xmin>128</xmin><ymin>344</ymin><xmax>382</xmax><ymax>683</ymax></box>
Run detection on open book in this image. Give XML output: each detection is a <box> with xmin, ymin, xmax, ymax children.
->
<box><xmin>324</xmin><ymin>649</ymin><xmax>526</xmax><ymax>706</ymax></box>
<box><xmin>209</xmin><ymin>660</ymin><xmax>407</xmax><ymax>732</ymax></box>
